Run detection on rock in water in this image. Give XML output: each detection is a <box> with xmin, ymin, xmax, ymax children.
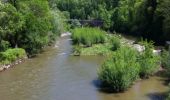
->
<box><xmin>61</xmin><ymin>32</ymin><xmax>72</xmax><ymax>37</ymax></box>
<box><xmin>133</xmin><ymin>44</ymin><xmax>145</xmax><ymax>52</ymax></box>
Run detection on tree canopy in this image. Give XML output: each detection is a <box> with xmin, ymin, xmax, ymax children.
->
<box><xmin>0</xmin><ymin>0</ymin><xmax>67</xmax><ymax>55</ymax></box>
<box><xmin>55</xmin><ymin>0</ymin><xmax>170</xmax><ymax>43</ymax></box>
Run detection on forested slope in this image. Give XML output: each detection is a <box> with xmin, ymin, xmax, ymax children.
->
<box><xmin>55</xmin><ymin>0</ymin><xmax>170</xmax><ymax>43</ymax></box>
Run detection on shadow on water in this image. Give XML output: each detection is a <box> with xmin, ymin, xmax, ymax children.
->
<box><xmin>147</xmin><ymin>92</ymin><xmax>168</xmax><ymax>100</ymax></box>
<box><xmin>92</xmin><ymin>79</ymin><xmax>125</xmax><ymax>94</ymax></box>
<box><xmin>155</xmin><ymin>70</ymin><xmax>168</xmax><ymax>78</ymax></box>
<box><xmin>159</xmin><ymin>78</ymin><xmax>170</xmax><ymax>86</ymax></box>
<box><xmin>92</xmin><ymin>75</ymin><xmax>170</xmax><ymax>100</ymax></box>
<box><xmin>155</xmin><ymin>70</ymin><xmax>170</xmax><ymax>86</ymax></box>
<box><xmin>92</xmin><ymin>79</ymin><xmax>112</xmax><ymax>94</ymax></box>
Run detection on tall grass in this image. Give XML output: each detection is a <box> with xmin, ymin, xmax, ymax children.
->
<box><xmin>71</xmin><ymin>27</ymin><xmax>106</xmax><ymax>47</ymax></box>
<box><xmin>0</xmin><ymin>48</ymin><xmax>26</xmax><ymax>65</ymax></box>
<box><xmin>161</xmin><ymin>49</ymin><xmax>170</xmax><ymax>69</ymax></box>
<box><xmin>98</xmin><ymin>46</ymin><xmax>139</xmax><ymax>92</ymax></box>
<box><xmin>161</xmin><ymin>49</ymin><xmax>170</xmax><ymax>77</ymax></box>
<box><xmin>110</xmin><ymin>35</ymin><xmax>121</xmax><ymax>51</ymax></box>
<box><xmin>138</xmin><ymin>40</ymin><xmax>160</xmax><ymax>78</ymax></box>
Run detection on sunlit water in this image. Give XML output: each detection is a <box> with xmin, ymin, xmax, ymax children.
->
<box><xmin>0</xmin><ymin>36</ymin><xmax>168</xmax><ymax>100</ymax></box>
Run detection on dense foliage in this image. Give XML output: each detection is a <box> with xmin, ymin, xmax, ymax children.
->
<box><xmin>0</xmin><ymin>0</ymin><xmax>67</xmax><ymax>56</ymax></box>
<box><xmin>110</xmin><ymin>36</ymin><xmax>121</xmax><ymax>51</ymax></box>
<box><xmin>161</xmin><ymin>48</ymin><xmax>170</xmax><ymax>77</ymax></box>
<box><xmin>98</xmin><ymin>40</ymin><xmax>160</xmax><ymax>92</ymax></box>
<box><xmin>55</xmin><ymin>0</ymin><xmax>170</xmax><ymax>43</ymax></box>
<box><xmin>98</xmin><ymin>47</ymin><xmax>139</xmax><ymax>92</ymax></box>
<box><xmin>72</xmin><ymin>27</ymin><xmax>105</xmax><ymax>47</ymax></box>
<box><xmin>0</xmin><ymin>48</ymin><xmax>26</xmax><ymax>65</ymax></box>
<box><xmin>72</xmin><ymin>32</ymin><xmax>121</xmax><ymax>56</ymax></box>
<box><xmin>161</xmin><ymin>49</ymin><xmax>170</xmax><ymax>69</ymax></box>
<box><xmin>138</xmin><ymin>40</ymin><xmax>160</xmax><ymax>78</ymax></box>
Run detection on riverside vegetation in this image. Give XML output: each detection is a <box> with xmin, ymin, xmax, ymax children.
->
<box><xmin>161</xmin><ymin>49</ymin><xmax>170</xmax><ymax>100</ymax></box>
<box><xmin>1</xmin><ymin>0</ymin><xmax>170</xmax><ymax>99</ymax></box>
<box><xmin>72</xmin><ymin>27</ymin><xmax>121</xmax><ymax>56</ymax></box>
<box><xmin>71</xmin><ymin>27</ymin><xmax>160</xmax><ymax>92</ymax></box>
<box><xmin>56</xmin><ymin>0</ymin><xmax>170</xmax><ymax>44</ymax></box>
<box><xmin>0</xmin><ymin>0</ymin><xmax>67</xmax><ymax>66</ymax></box>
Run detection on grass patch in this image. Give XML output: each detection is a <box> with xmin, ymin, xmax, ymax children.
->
<box><xmin>0</xmin><ymin>48</ymin><xmax>27</xmax><ymax>65</ymax></box>
<box><xmin>71</xmin><ymin>27</ymin><xmax>106</xmax><ymax>47</ymax></box>
<box><xmin>72</xmin><ymin>28</ymin><xmax>121</xmax><ymax>56</ymax></box>
<box><xmin>138</xmin><ymin>40</ymin><xmax>160</xmax><ymax>78</ymax></box>
<box><xmin>80</xmin><ymin>43</ymin><xmax>113</xmax><ymax>56</ymax></box>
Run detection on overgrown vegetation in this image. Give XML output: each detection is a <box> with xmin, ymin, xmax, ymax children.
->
<box><xmin>98</xmin><ymin>40</ymin><xmax>160</xmax><ymax>92</ymax></box>
<box><xmin>79</xmin><ymin>44</ymin><xmax>112</xmax><ymax>56</ymax></box>
<box><xmin>56</xmin><ymin>0</ymin><xmax>170</xmax><ymax>43</ymax></box>
<box><xmin>138</xmin><ymin>40</ymin><xmax>160</xmax><ymax>78</ymax></box>
<box><xmin>161</xmin><ymin>48</ymin><xmax>170</xmax><ymax>79</ymax></box>
<box><xmin>0</xmin><ymin>0</ymin><xmax>67</xmax><ymax>56</ymax></box>
<box><xmin>72</xmin><ymin>27</ymin><xmax>106</xmax><ymax>47</ymax></box>
<box><xmin>161</xmin><ymin>49</ymin><xmax>170</xmax><ymax>69</ymax></box>
<box><xmin>110</xmin><ymin>35</ymin><xmax>121</xmax><ymax>51</ymax></box>
<box><xmin>72</xmin><ymin>29</ymin><xmax>122</xmax><ymax>56</ymax></box>
<box><xmin>0</xmin><ymin>48</ymin><xmax>26</xmax><ymax>65</ymax></box>
<box><xmin>98</xmin><ymin>47</ymin><xmax>139</xmax><ymax>92</ymax></box>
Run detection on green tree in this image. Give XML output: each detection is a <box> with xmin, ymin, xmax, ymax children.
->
<box><xmin>17</xmin><ymin>0</ymin><xmax>52</xmax><ymax>55</ymax></box>
<box><xmin>0</xmin><ymin>1</ymin><xmax>24</xmax><ymax>49</ymax></box>
<box><xmin>156</xmin><ymin>0</ymin><xmax>170</xmax><ymax>40</ymax></box>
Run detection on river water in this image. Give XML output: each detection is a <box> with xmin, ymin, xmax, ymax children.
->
<box><xmin>0</xmin><ymin>36</ymin><xmax>168</xmax><ymax>100</ymax></box>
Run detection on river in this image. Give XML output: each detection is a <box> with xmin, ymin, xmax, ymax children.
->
<box><xmin>0</xmin><ymin>36</ymin><xmax>168</xmax><ymax>100</ymax></box>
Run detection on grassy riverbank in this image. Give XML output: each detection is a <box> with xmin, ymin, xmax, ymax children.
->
<box><xmin>72</xmin><ymin>28</ymin><xmax>122</xmax><ymax>56</ymax></box>
<box><xmin>71</xmin><ymin>27</ymin><xmax>162</xmax><ymax>92</ymax></box>
<box><xmin>0</xmin><ymin>48</ymin><xmax>27</xmax><ymax>71</ymax></box>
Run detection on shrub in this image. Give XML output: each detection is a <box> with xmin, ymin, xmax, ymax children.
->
<box><xmin>167</xmin><ymin>86</ymin><xmax>170</xmax><ymax>100</ymax></box>
<box><xmin>161</xmin><ymin>49</ymin><xmax>170</xmax><ymax>77</ymax></box>
<box><xmin>73</xmin><ymin>45</ymin><xmax>82</xmax><ymax>56</ymax></box>
<box><xmin>0</xmin><ymin>48</ymin><xmax>26</xmax><ymax>65</ymax></box>
<box><xmin>110</xmin><ymin>36</ymin><xmax>121</xmax><ymax>51</ymax></box>
<box><xmin>161</xmin><ymin>49</ymin><xmax>170</xmax><ymax>69</ymax></box>
<box><xmin>138</xmin><ymin>40</ymin><xmax>160</xmax><ymax>78</ymax></box>
<box><xmin>71</xmin><ymin>27</ymin><xmax>106</xmax><ymax>46</ymax></box>
<box><xmin>0</xmin><ymin>40</ymin><xmax>10</xmax><ymax>52</ymax></box>
<box><xmin>70</xmin><ymin>19</ymin><xmax>81</xmax><ymax>28</ymax></box>
<box><xmin>98</xmin><ymin>47</ymin><xmax>139</xmax><ymax>92</ymax></box>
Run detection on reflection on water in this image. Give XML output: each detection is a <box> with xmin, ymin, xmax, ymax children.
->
<box><xmin>0</xmin><ymin>36</ymin><xmax>168</xmax><ymax>100</ymax></box>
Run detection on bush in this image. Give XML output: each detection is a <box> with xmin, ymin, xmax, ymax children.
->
<box><xmin>138</xmin><ymin>40</ymin><xmax>160</xmax><ymax>78</ymax></box>
<box><xmin>98</xmin><ymin>47</ymin><xmax>139</xmax><ymax>92</ymax></box>
<box><xmin>0</xmin><ymin>48</ymin><xmax>26</xmax><ymax>65</ymax></box>
<box><xmin>161</xmin><ymin>49</ymin><xmax>170</xmax><ymax>77</ymax></box>
<box><xmin>0</xmin><ymin>40</ymin><xmax>10</xmax><ymax>52</ymax></box>
<box><xmin>73</xmin><ymin>45</ymin><xmax>82</xmax><ymax>56</ymax></box>
<box><xmin>161</xmin><ymin>49</ymin><xmax>170</xmax><ymax>69</ymax></box>
<box><xmin>110</xmin><ymin>36</ymin><xmax>121</xmax><ymax>51</ymax></box>
<box><xmin>71</xmin><ymin>27</ymin><xmax>106</xmax><ymax>46</ymax></box>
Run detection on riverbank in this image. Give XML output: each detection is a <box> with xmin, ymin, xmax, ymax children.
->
<box><xmin>73</xmin><ymin>33</ymin><xmax>162</xmax><ymax>56</ymax></box>
<box><xmin>0</xmin><ymin>57</ymin><xmax>27</xmax><ymax>71</ymax></box>
<box><xmin>0</xmin><ymin>48</ymin><xmax>28</xmax><ymax>72</ymax></box>
<box><xmin>0</xmin><ymin>36</ymin><xmax>167</xmax><ymax>100</ymax></box>
<box><xmin>0</xmin><ymin>32</ymin><xmax>72</xmax><ymax>72</ymax></box>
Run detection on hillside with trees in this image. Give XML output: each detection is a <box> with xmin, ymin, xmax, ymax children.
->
<box><xmin>56</xmin><ymin>0</ymin><xmax>170</xmax><ymax>44</ymax></box>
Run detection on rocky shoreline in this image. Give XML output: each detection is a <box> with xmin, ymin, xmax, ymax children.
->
<box><xmin>0</xmin><ymin>56</ymin><xmax>28</xmax><ymax>72</ymax></box>
<box><xmin>120</xmin><ymin>35</ymin><xmax>162</xmax><ymax>55</ymax></box>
